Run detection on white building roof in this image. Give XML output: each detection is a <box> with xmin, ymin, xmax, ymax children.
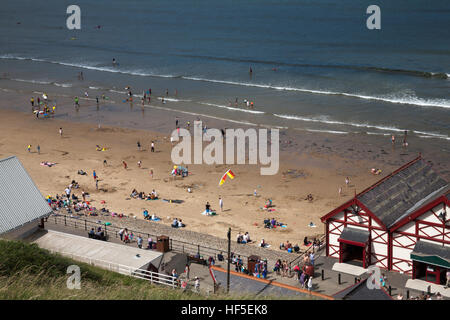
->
<box><xmin>0</xmin><ymin>156</ymin><xmax>52</xmax><ymax>235</ymax></box>
<box><xmin>32</xmin><ymin>230</ymin><xmax>163</xmax><ymax>270</ymax></box>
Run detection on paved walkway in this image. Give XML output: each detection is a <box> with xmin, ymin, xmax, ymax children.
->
<box><xmin>45</xmin><ymin>218</ymin><xmax>447</xmax><ymax>299</ymax></box>
<box><xmin>48</xmin><ymin>213</ymin><xmax>298</xmax><ymax>266</ymax></box>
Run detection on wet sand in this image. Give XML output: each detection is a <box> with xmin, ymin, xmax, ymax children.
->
<box><xmin>0</xmin><ymin>87</ymin><xmax>448</xmax><ymax>248</ymax></box>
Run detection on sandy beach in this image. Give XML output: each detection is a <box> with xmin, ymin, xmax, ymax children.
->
<box><xmin>2</xmin><ymin>85</ymin><xmax>448</xmax><ymax>249</ymax></box>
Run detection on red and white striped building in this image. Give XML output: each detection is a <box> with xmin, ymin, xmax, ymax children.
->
<box><xmin>321</xmin><ymin>156</ymin><xmax>450</xmax><ymax>284</ymax></box>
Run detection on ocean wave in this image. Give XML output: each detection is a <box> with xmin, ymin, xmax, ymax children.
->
<box><xmin>413</xmin><ymin>130</ymin><xmax>450</xmax><ymax>140</ymax></box>
<box><xmin>54</xmin><ymin>82</ymin><xmax>72</xmax><ymax>88</ymax></box>
<box><xmin>2</xmin><ymin>54</ymin><xmax>449</xmax><ymax>109</ymax></box>
<box><xmin>176</xmin><ymin>53</ymin><xmax>449</xmax><ymax>80</ymax></box>
<box><xmin>199</xmin><ymin>102</ymin><xmax>265</xmax><ymax>114</ymax></box>
<box><xmin>143</xmin><ymin>104</ymin><xmax>258</xmax><ymax>127</ymax></box>
<box><xmin>156</xmin><ymin>97</ymin><xmax>191</xmax><ymax>102</ymax></box>
<box><xmin>10</xmin><ymin>78</ymin><xmax>52</xmax><ymax>85</ymax></box>
<box><xmin>305</xmin><ymin>129</ymin><xmax>349</xmax><ymax>134</ymax></box>
<box><xmin>275</xmin><ymin>113</ymin><xmax>450</xmax><ymax>141</ymax></box>
<box><xmin>184</xmin><ymin>76</ymin><xmax>450</xmax><ymax>109</ymax></box>
<box><xmin>273</xmin><ymin>113</ymin><xmax>405</xmax><ymax>132</ymax></box>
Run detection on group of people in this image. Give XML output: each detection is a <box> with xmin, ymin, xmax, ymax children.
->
<box><xmin>30</xmin><ymin>94</ymin><xmax>56</xmax><ymax>118</ymax></box>
<box><xmin>88</xmin><ymin>226</ymin><xmax>106</xmax><ymax>240</ymax></box>
<box><xmin>171</xmin><ymin>217</ymin><xmax>186</xmax><ymax>228</ymax></box>
<box><xmin>236</xmin><ymin>232</ymin><xmax>251</xmax><ymax>244</ymax></box>
<box><xmin>118</xmin><ymin>228</ymin><xmax>135</xmax><ymax>243</ymax></box>
<box><xmin>263</xmin><ymin>217</ymin><xmax>286</xmax><ymax>229</ymax></box>
<box><xmin>142</xmin><ymin>209</ymin><xmax>160</xmax><ymax>221</ymax></box>
<box><xmin>279</xmin><ymin>240</ymin><xmax>300</xmax><ymax>253</ymax></box>
<box><xmin>130</xmin><ymin>189</ymin><xmax>158</xmax><ymax>200</ymax></box>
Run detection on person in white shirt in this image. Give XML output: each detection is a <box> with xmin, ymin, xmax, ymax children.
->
<box><xmin>242</xmin><ymin>233</ymin><xmax>248</xmax><ymax>243</ymax></box>
<box><xmin>219</xmin><ymin>197</ymin><xmax>223</xmax><ymax>211</ymax></box>
<box><xmin>194</xmin><ymin>277</ymin><xmax>200</xmax><ymax>291</ymax></box>
<box><xmin>260</xmin><ymin>239</ymin><xmax>266</xmax><ymax>248</ymax></box>
<box><xmin>307</xmin><ymin>277</ymin><xmax>313</xmax><ymax>292</ymax></box>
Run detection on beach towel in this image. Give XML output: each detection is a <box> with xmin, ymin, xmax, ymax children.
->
<box><xmin>162</xmin><ymin>199</ymin><xmax>183</xmax><ymax>204</ymax></box>
<box><xmin>40</xmin><ymin>162</ymin><xmax>56</xmax><ymax>167</ymax></box>
<box><xmin>150</xmin><ymin>218</ymin><xmax>161</xmax><ymax>221</ymax></box>
<box><xmin>201</xmin><ymin>210</ymin><xmax>216</xmax><ymax>216</ymax></box>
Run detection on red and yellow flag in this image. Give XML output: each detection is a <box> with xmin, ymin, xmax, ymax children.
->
<box><xmin>219</xmin><ymin>169</ymin><xmax>235</xmax><ymax>186</ymax></box>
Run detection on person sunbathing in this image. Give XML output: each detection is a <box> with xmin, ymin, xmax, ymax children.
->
<box><xmin>260</xmin><ymin>239</ymin><xmax>266</xmax><ymax>248</ymax></box>
<box><xmin>130</xmin><ymin>189</ymin><xmax>138</xmax><ymax>198</ymax></box>
<box><xmin>264</xmin><ymin>199</ymin><xmax>273</xmax><ymax>208</ymax></box>
<box><xmin>285</xmin><ymin>240</ymin><xmax>292</xmax><ymax>250</ymax></box>
<box><xmin>271</xmin><ymin>218</ymin><xmax>276</xmax><ymax>227</ymax></box>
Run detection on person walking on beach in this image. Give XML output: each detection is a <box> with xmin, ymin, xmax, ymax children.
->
<box><xmin>150</xmin><ymin>169</ymin><xmax>153</xmax><ymax>179</ymax></box>
<box><xmin>391</xmin><ymin>135</ymin><xmax>395</xmax><ymax>146</ymax></box>
<box><xmin>74</xmin><ymin>96</ymin><xmax>79</xmax><ymax>108</ymax></box>
<box><xmin>59</xmin><ymin>127</ymin><xmax>63</xmax><ymax>137</ymax></box>
<box><xmin>137</xmin><ymin>235</ymin><xmax>143</xmax><ymax>249</ymax></box>
<box><xmin>123</xmin><ymin>161</ymin><xmax>128</xmax><ymax>169</ymax></box>
<box><xmin>93</xmin><ymin>170</ymin><xmax>97</xmax><ymax>181</ymax></box>
<box><xmin>151</xmin><ymin>141</ymin><xmax>155</xmax><ymax>152</ymax></box>
<box><xmin>37</xmin><ymin>145</ymin><xmax>40</xmax><ymax>155</ymax></box>
<box><xmin>219</xmin><ymin>197</ymin><xmax>223</xmax><ymax>212</ymax></box>
<box><xmin>30</xmin><ymin>97</ymin><xmax>34</xmax><ymax>107</ymax></box>
<box><xmin>137</xmin><ymin>141</ymin><xmax>141</xmax><ymax>151</ymax></box>
<box><xmin>403</xmin><ymin>130</ymin><xmax>408</xmax><ymax>148</ymax></box>
<box><xmin>27</xmin><ymin>144</ymin><xmax>31</xmax><ymax>153</ymax></box>
<box><xmin>137</xmin><ymin>160</ymin><xmax>142</xmax><ymax>168</ymax></box>
<box><xmin>95</xmin><ymin>179</ymin><xmax>99</xmax><ymax>190</ymax></box>
<box><xmin>345</xmin><ymin>177</ymin><xmax>349</xmax><ymax>187</ymax></box>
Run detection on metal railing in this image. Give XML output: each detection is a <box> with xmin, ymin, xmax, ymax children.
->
<box><xmin>48</xmin><ymin>214</ymin><xmax>249</xmax><ymax>262</ymax></box>
<box><xmin>54</xmin><ymin>250</ymin><xmax>177</xmax><ymax>288</ymax></box>
<box><xmin>288</xmin><ymin>234</ymin><xmax>327</xmax><ymax>267</ymax></box>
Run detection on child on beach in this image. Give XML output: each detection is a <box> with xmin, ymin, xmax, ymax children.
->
<box><xmin>123</xmin><ymin>161</ymin><xmax>128</xmax><ymax>169</ymax></box>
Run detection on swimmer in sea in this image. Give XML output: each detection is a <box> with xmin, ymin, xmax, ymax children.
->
<box><xmin>112</xmin><ymin>58</ymin><xmax>117</xmax><ymax>66</ymax></box>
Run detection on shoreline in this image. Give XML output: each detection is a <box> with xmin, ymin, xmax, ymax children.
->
<box><xmin>0</xmin><ymin>87</ymin><xmax>449</xmax><ymax>249</ymax></box>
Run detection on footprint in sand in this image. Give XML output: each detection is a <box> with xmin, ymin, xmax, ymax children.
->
<box><xmin>54</xmin><ymin>150</ymin><xmax>69</xmax><ymax>156</ymax></box>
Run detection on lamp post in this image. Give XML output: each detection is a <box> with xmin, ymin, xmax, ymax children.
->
<box><xmin>439</xmin><ymin>207</ymin><xmax>446</xmax><ymax>247</ymax></box>
<box><xmin>227</xmin><ymin>228</ymin><xmax>231</xmax><ymax>294</ymax></box>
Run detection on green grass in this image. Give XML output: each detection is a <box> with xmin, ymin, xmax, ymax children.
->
<box><xmin>0</xmin><ymin>239</ymin><xmax>208</xmax><ymax>300</ymax></box>
<box><xmin>0</xmin><ymin>240</ymin><xmax>313</xmax><ymax>300</ymax></box>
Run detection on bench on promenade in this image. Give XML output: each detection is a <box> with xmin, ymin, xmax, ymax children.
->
<box><xmin>88</xmin><ymin>232</ymin><xmax>108</xmax><ymax>241</ymax></box>
<box><xmin>188</xmin><ymin>255</ymin><xmax>207</xmax><ymax>266</ymax></box>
